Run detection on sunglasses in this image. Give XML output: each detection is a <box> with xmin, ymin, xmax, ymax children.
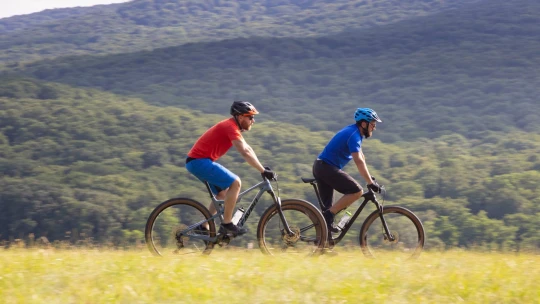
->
<box><xmin>243</xmin><ymin>115</ymin><xmax>255</xmax><ymax>121</ymax></box>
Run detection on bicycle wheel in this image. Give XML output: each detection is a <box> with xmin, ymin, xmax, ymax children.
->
<box><xmin>145</xmin><ymin>198</ymin><xmax>216</xmax><ymax>256</ymax></box>
<box><xmin>257</xmin><ymin>199</ymin><xmax>328</xmax><ymax>256</ymax></box>
<box><xmin>359</xmin><ymin>206</ymin><xmax>425</xmax><ymax>261</ymax></box>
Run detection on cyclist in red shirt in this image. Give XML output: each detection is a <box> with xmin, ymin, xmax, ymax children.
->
<box><xmin>186</xmin><ymin>101</ymin><xmax>276</xmax><ymax>236</ymax></box>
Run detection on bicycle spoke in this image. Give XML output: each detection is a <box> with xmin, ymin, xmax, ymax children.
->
<box><xmin>146</xmin><ymin>199</ymin><xmax>216</xmax><ymax>257</ymax></box>
<box><xmin>360</xmin><ymin>206</ymin><xmax>424</xmax><ymax>261</ymax></box>
<box><xmin>300</xmin><ymin>223</ymin><xmax>316</xmax><ymax>233</ymax></box>
<box><xmin>258</xmin><ymin>199</ymin><xmax>326</xmax><ymax>256</ymax></box>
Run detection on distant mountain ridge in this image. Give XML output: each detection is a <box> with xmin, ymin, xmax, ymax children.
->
<box><xmin>0</xmin><ymin>4</ymin><xmax>119</xmax><ymax>33</ymax></box>
<box><xmin>1</xmin><ymin>0</ymin><xmax>540</xmax><ymax>250</ymax></box>
<box><xmin>11</xmin><ymin>0</ymin><xmax>540</xmax><ymax>141</ymax></box>
<box><xmin>1</xmin><ymin>0</ymin><xmax>481</xmax><ymax>64</ymax></box>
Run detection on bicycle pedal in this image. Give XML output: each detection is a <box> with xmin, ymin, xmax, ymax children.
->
<box><xmin>217</xmin><ymin>233</ymin><xmax>231</xmax><ymax>247</ymax></box>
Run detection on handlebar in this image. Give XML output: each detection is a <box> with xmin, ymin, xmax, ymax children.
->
<box><xmin>364</xmin><ymin>183</ymin><xmax>386</xmax><ymax>213</ymax></box>
<box><xmin>262</xmin><ymin>175</ymin><xmax>278</xmax><ymax>181</ymax></box>
<box><xmin>261</xmin><ymin>167</ymin><xmax>278</xmax><ymax>181</ymax></box>
<box><xmin>366</xmin><ymin>183</ymin><xmax>385</xmax><ymax>192</ymax></box>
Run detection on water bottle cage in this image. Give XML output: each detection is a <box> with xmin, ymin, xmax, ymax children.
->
<box><xmin>231</xmin><ymin>208</ymin><xmax>245</xmax><ymax>225</ymax></box>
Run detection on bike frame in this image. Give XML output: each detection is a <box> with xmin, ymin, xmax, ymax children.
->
<box><xmin>179</xmin><ymin>178</ymin><xmax>296</xmax><ymax>243</ymax></box>
<box><xmin>307</xmin><ymin>180</ymin><xmax>395</xmax><ymax>245</ymax></box>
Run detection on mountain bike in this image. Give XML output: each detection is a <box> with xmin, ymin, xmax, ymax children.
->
<box><xmin>145</xmin><ymin>175</ymin><xmax>328</xmax><ymax>257</ymax></box>
<box><xmin>302</xmin><ymin>177</ymin><xmax>425</xmax><ymax>260</ymax></box>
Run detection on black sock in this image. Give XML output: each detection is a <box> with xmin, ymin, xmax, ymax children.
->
<box><xmin>323</xmin><ymin>210</ymin><xmax>335</xmax><ymax>224</ymax></box>
<box><xmin>222</xmin><ymin>222</ymin><xmax>235</xmax><ymax>228</ymax></box>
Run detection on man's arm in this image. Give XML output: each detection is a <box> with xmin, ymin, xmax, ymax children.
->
<box><xmin>232</xmin><ymin>139</ymin><xmax>265</xmax><ymax>173</ymax></box>
<box><xmin>352</xmin><ymin>151</ymin><xmax>375</xmax><ymax>185</ymax></box>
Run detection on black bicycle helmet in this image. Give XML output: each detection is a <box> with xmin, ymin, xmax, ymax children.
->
<box><xmin>230</xmin><ymin>101</ymin><xmax>259</xmax><ymax>116</ymax></box>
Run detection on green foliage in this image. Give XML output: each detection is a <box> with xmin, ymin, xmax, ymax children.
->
<box><xmin>8</xmin><ymin>0</ymin><xmax>540</xmax><ymax>142</ymax></box>
<box><xmin>0</xmin><ymin>0</ymin><xmax>479</xmax><ymax>64</ymax></box>
<box><xmin>0</xmin><ymin>78</ymin><xmax>538</xmax><ymax>251</ymax></box>
<box><xmin>0</xmin><ymin>77</ymin><xmax>58</xmax><ymax>99</ymax></box>
<box><xmin>0</xmin><ymin>0</ymin><xmax>539</xmax><ymax>251</ymax></box>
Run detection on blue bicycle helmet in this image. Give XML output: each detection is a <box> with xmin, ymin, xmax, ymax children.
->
<box><xmin>354</xmin><ymin>108</ymin><xmax>382</xmax><ymax>123</ymax></box>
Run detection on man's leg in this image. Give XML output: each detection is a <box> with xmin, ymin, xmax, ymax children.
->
<box><xmin>222</xmin><ymin>179</ymin><xmax>241</xmax><ymax>224</ymax></box>
<box><xmin>313</xmin><ymin>159</ymin><xmax>363</xmax><ymax>231</ymax></box>
<box><xmin>186</xmin><ymin>159</ymin><xmax>245</xmax><ymax>235</ymax></box>
<box><xmin>202</xmin><ymin>189</ymin><xmax>227</xmax><ymax>230</ymax></box>
<box><xmin>219</xmin><ymin>178</ymin><xmax>247</xmax><ymax>236</ymax></box>
<box><xmin>330</xmin><ymin>166</ymin><xmax>363</xmax><ymax>214</ymax></box>
<box><xmin>206</xmin><ymin>177</ymin><xmax>247</xmax><ymax>236</ymax></box>
<box><xmin>317</xmin><ymin>180</ymin><xmax>334</xmax><ymax>212</ymax></box>
<box><xmin>313</xmin><ymin>160</ymin><xmax>334</xmax><ymax>210</ymax></box>
<box><xmin>313</xmin><ymin>160</ymin><xmax>338</xmax><ymax>232</ymax></box>
<box><xmin>317</xmin><ymin>181</ymin><xmax>342</xmax><ymax>234</ymax></box>
<box><xmin>328</xmin><ymin>191</ymin><xmax>363</xmax><ymax>215</ymax></box>
<box><xmin>208</xmin><ymin>189</ymin><xmax>227</xmax><ymax>215</ymax></box>
<box><xmin>328</xmin><ymin>171</ymin><xmax>363</xmax><ymax>216</ymax></box>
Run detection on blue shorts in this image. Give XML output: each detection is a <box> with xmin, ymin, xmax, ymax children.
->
<box><xmin>186</xmin><ymin>158</ymin><xmax>238</xmax><ymax>195</ymax></box>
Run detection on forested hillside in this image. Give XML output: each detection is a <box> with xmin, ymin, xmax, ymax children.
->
<box><xmin>1</xmin><ymin>0</ymin><xmax>538</xmax><ymax>252</ymax></box>
<box><xmin>0</xmin><ymin>0</ymin><xmax>479</xmax><ymax>64</ymax></box>
<box><xmin>10</xmin><ymin>0</ymin><xmax>540</xmax><ymax>142</ymax></box>
<box><xmin>1</xmin><ymin>78</ymin><xmax>539</xmax><ymax>250</ymax></box>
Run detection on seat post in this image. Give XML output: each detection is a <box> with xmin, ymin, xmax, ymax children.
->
<box><xmin>310</xmin><ymin>181</ymin><xmax>325</xmax><ymax>209</ymax></box>
<box><xmin>204</xmin><ymin>182</ymin><xmax>215</xmax><ymax>199</ymax></box>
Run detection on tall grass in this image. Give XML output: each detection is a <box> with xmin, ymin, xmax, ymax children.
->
<box><xmin>1</xmin><ymin>248</ymin><xmax>538</xmax><ymax>303</ymax></box>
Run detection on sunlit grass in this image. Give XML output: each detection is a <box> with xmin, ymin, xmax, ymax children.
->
<box><xmin>0</xmin><ymin>248</ymin><xmax>538</xmax><ymax>303</ymax></box>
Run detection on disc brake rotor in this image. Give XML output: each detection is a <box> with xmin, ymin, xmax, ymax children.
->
<box><xmin>283</xmin><ymin>226</ymin><xmax>301</xmax><ymax>245</ymax></box>
<box><xmin>384</xmin><ymin>231</ymin><xmax>399</xmax><ymax>244</ymax></box>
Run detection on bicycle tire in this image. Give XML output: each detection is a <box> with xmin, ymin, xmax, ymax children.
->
<box><xmin>145</xmin><ymin>198</ymin><xmax>216</xmax><ymax>256</ymax></box>
<box><xmin>359</xmin><ymin>206</ymin><xmax>425</xmax><ymax>260</ymax></box>
<box><xmin>257</xmin><ymin>199</ymin><xmax>328</xmax><ymax>256</ymax></box>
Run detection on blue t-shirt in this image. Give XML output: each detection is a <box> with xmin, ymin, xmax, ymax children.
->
<box><xmin>318</xmin><ymin>124</ymin><xmax>362</xmax><ymax>169</ymax></box>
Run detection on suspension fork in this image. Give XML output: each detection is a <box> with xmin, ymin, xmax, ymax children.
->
<box><xmin>374</xmin><ymin>200</ymin><xmax>395</xmax><ymax>241</ymax></box>
<box><xmin>267</xmin><ymin>190</ymin><xmax>295</xmax><ymax>236</ymax></box>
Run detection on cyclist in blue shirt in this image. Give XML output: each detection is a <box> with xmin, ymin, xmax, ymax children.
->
<box><xmin>313</xmin><ymin>108</ymin><xmax>383</xmax><ymax>233</ymax></box>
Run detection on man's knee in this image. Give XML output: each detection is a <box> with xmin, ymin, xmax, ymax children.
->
<box><xmin>216</xmin><ymin>190</ymin><xmax>227</xmax><ymax>200</ymax></box>
<box><xmin>351</xmin><ymin>190</ymin><xmax>363</xmax><ymax>200</ymax></box>
<box><xmin>230</xmin><ymin>178</ymin><xmax>241</xmax><ymax>189</ymax></box>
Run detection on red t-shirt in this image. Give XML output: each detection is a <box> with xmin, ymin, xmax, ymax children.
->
<box><xmin>187</xmin><ymin>118</ymin><xmax>243</xmax><ymax>161</ymax></box>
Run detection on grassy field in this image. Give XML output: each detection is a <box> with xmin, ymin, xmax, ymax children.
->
<box><xmin>0</xmin><ymin>248</ymin><xmax>538</xmax><ymax>303</ymax></box>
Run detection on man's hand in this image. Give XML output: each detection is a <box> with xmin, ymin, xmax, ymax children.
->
<box><xmin>367</xmin><ymin>182</ymin><xmax>382</xmax><ymax>193</ymax></box>
<box><xmin>261</xmin><ymin>166</ymin><xmax>277</xmax><ymax>180</ymax></box>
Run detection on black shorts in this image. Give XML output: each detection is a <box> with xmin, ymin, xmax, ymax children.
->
<box><xmin>312</xmin><ymin>159</ymin><xmax>362</xmax><ymax>210</ymax></box>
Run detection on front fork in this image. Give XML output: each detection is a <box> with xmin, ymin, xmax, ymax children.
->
<box><xmin>267</xmin><ymin>190</ymin><xmax>295</xmax><ymax>236</ymax></box>
<box><xmin>374</xmin><ymin>199</ymin><xmax>395</xmax><ymax>242</ymax></box>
